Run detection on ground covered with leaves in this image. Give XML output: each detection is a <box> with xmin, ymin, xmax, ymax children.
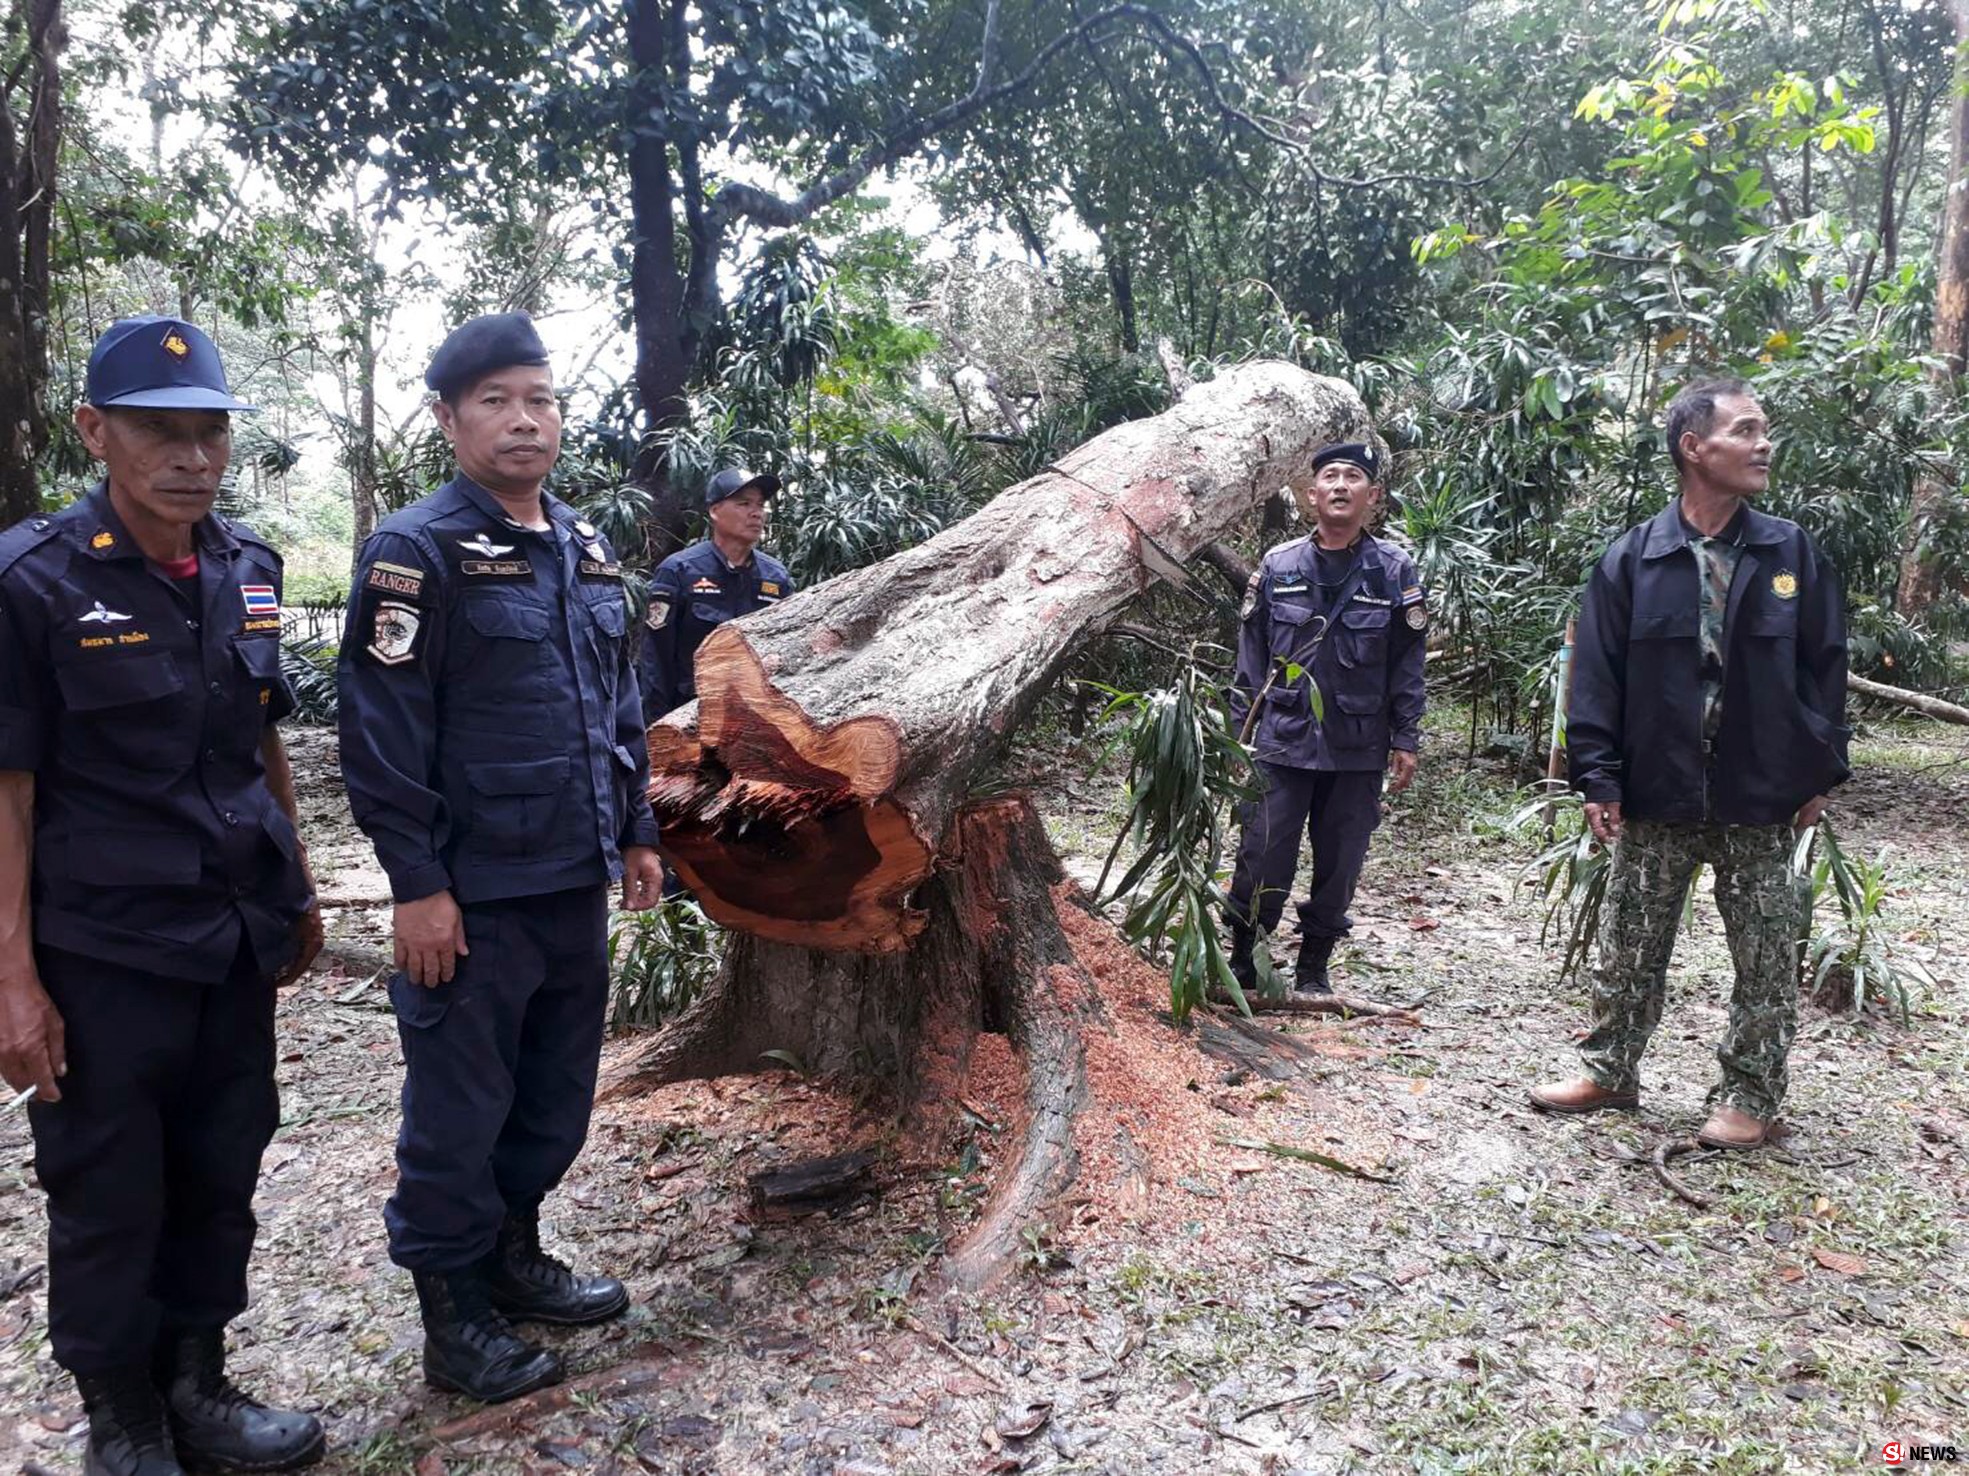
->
<box><xmin>2</xmin><ymin>715</ymin><xmax>1964</xmax><ymax>1475</ymax></box>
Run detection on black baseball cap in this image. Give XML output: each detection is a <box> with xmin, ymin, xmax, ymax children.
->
<box><xmin>705</xmin><ymin>467</ymin><xmax>782</xmax><ymax>506</ymax></box>
<box><xmin>85</xmin><ymin>316</ymin><xmax>257</xmax><ymax>412</ymax></box>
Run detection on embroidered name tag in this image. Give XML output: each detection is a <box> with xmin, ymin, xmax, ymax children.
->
<box><xmin>461</xmin><ymin>559</ymin><xmax>532</xmax><ymax>578</ymax></box>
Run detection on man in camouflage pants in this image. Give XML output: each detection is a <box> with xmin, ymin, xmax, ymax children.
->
<box><xmin>1532</xmin><ymin>380</ymin><xmax>1850</xmax><ymax>1148</ymax></box>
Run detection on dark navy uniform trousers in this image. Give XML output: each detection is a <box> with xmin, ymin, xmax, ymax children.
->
<box><xmin>28</xmin><ymin>940</ymin><xmax>277</xmax><ymax>1373</ymax></box>
<box><xmin>384</xmin><ymin>885</ymin><xmax>610</xmax><ymax>1272</ymax></box>
<box><xmin>1226</xmin><ymin>763</ymin><xmax>1383</xmax><ymax>940</ymax></box>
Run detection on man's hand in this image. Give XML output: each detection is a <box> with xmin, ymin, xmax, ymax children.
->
<box><xmin>274</xmin><ymin>904</ymin><xmax>325</xmax><ymax>989</ymax></box>
<box><xmin>394</xmin><ymin>891</ymin><xmax>468</xmax><ymax>988</ymax></box>
<box><xmin>1387</xmin><ymin>748</ymin><xmax>1419</xmax><ymax>796</ymax></box>
<box><xmin>1585</xmin><ymin>800</ymin><xmax>1624</xmax><ymax>845</ymax></box>
<box><xmin>621</xmin><ymin>847</ymin><xmax>663</xmax><ymax>913</ymax></box>
<box><xmin>1794</xmin><ymin>795</ymin><xmax>1828</xmax><ymax>831</ymax></box>
<box><xmin>0</xmin><ymin>963</ymin><xmax>65</xmax><ymax>1104</ymax></box>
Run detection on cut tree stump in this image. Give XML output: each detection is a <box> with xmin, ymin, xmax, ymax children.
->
<box><xmin>614</xmin><ymin>362</ymin><xmax>1377</xmax><ymax>1286</ymax></box>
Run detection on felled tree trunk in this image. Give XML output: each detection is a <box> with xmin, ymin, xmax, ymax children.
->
<box><xmin>612</xmin><ymin>361</ymin><xmax>1375</xmax><ymax>1284</ymax></box>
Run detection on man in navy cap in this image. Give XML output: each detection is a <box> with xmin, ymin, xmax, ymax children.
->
<box><xmin>1224</xmin><ymin>441</ymin><xmax>1428</xmax><ymax>994</ymax></box>
<box><xmin>636</xmin><ymin>466</ymin><xmax>795</xmax><ymax>725</ymax></box>
<box><xmin>0</xmin><ymin>317</ymin><xmax>326</xmax><ymax>1474</ymax></box>
<box><xmin>337</xmin><ymin>311</ymin><xmax>665</xmax><ymax>1404</ymax></box>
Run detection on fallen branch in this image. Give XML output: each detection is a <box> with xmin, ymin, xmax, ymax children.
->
<box><xmin>1208</xmin><ymin>988</ymin><xmax>1419</xmax><ymax>1021</ymax></box>
<box><xmin>429</xmin><ymin>1349</ymin><xmax>681</xmax><ymax>1442</ymax></box>
<box><xmin>1848</xmin><ymin>673</ymin><xmax>1969</xmax><ymax>726</ymax></box>
<box><xmin>1234</xmin><ymin>1385</ymin><xmax>1333</xmax><ymax>1423</ymax></box>
<box><xmin>1652</xmin><ymin>1138</ymin><xmax>1716</xmax><ymax>1210</ymax></box>
<box><xmin>904</xmin><ymin>1313</ymin><xmax>1010</xmax><ymax>1392</ymax></box>
<box><xmin>1219</xmin><ymin>1135</ymin><xmax>1394</xmax><ymax>1184</ymax></box>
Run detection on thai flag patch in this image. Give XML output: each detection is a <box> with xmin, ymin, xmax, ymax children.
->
<box><xmin>240</xmin><ymin>585</ymin><xmax>280</xmax><ymax>616</ymax></box>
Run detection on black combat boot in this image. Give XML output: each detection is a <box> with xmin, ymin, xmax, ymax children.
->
<box><xmin>413</xmin><ymin>1269</ymin><xmax>564</xmax><ymax>1403</ymax></box>
<box><xmin>1294</xmin><ymin>934</ymin><xmax>1336</xmax><ymax>994</ymax></box>
<box><xmin>74</xmin><ymin>1366</ymin><xmax>183</xmax><ymax>1476</ymax></box>
<box><xmin>153</xmin><ymin>1328</ymin><xmax>324</xmax><ymax>1473</ymax></box>
<box><xmin>483</xmin><ymin>1209</ymin><xmax>629</xmax><ymax>1326</ymax></box>
<box><xmin>1226</xmin><ymin>918</ymin><xmax>1258</xmax><ymax>993</ymax></box>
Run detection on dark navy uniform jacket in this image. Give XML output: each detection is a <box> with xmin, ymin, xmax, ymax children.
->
<box><xmin>1569</xmin><ymin>500</ymin><xmax>1849</xmax><ymax>825</ymax></box>
<box><xmin>0</xmin><ymin>484</ymin><xmax>311</xmax><ymax>982</ymax></box>
<box><xmin>637</xmin><ymin>539</ymin><xmax>793</xmax><ymax>724</ymax></box>
<box><xmin>1230</xmin><ymin>533</ymin><xmax>1428</xmax><ymax>770</ymax></box>
<box><xmin>338</xmin><ymin>476</ymin><xmax>659</xmax><ymax>906</ymax></box>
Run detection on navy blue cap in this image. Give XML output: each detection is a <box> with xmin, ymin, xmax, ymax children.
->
<box><xmin>705</xmin><ymin>467</ymin><xmax>781</xmax><ymax>506</ymax></box>
<box><xmin>424</xmin><ymin>311</ymin><xmax>551</xmax><ymax>399</ymax></box>
<box><xmin>85</xmin><ymin>316</ymin><xmax>256</xmax><ymax>412</ymax></box>
<box><xmin>1311</xmin><ymin>441</ymin><xmax>1380</xmax><ymax>480</ymax></box>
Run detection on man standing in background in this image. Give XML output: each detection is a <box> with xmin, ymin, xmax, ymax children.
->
<box><xmin>1224</xmin><ymin>442</ymin><xmax>1427</xmax><ymax>995</ymax></box>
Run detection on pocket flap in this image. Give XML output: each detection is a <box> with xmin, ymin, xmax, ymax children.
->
<box><xmin>55</xmin><ymin>655</ymin><xmax>184</xmax><ymax>711</ymax></box>
<box><xmin>1335</xmin><ymin>690</ymin><xmax>1384</xmax><ymax>716</ymax></box>
<box><xmin>589</xmin><ymin>598</ymin><xmax>627</xmax><ymax>637</ymax></box>
<box><xmin>465</xmin><ymin>598</ymin><xmax>549</xmax><ymax>641</ymax></box>
<box><xmin>1264</xmin><ymin>681</ymin><xmax>1308</xmax><ymax>709</ymax></box>
<box><xmin>1341</xmin><ymin>606</ymin><xmax>1391</xmax><ymax>630</ymax></box>
<box><xmin>467</xmin><ymin>755</ymin><xmax>570</xmax><ymax>795</ymax></box>
<box><xmin>234</xmin><ymin>637</ymin><xmax>283</xmax><ymax>679</ymax></box>
<box><xmin>688</xmin><ymin>600</ymin><xmax>731</xmax><ymax>627</ymax></box>
<box><xmin>1745</xmin><ymin>609</ymin><xmax>1798</xmax><ymax>637</ymax></box>
<box><xmin>65</xmin><ymin>829</ymin><xmax>201</xmax><ymax>885</ymax></box>
<box><xmin>612</xmin><ymin>741</ymin><xmax>644</xmax><ymax>772</ymax></box>
<box><xmin>1270</xmin><ymin>601</ymin><xmax>1317</xmax><ymax>627</ymax></box>
<box><xmin>1632</xmin><ymin>611</ymin><xmax>1696</xmax><ymax>639</ymax></box>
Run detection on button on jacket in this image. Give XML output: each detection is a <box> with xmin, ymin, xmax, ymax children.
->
<box><xmin>338</xmin><ymin>476</ymin><xmax>660</xmax><ymax>905</ymax></box>
<box><xmin>1568</xmin><ymin>500</ymin><xmax>1850</xmax><ymax>825</ymax></box>
<box><xmin>1230</xmin><ymin>534</ymin><xmax>1428</xmax><ymax>770</ymax></box>
<box><xmin>0</xmin><ymin>484</ymin><xmax>311</xmax><ymax>981</ymax></box>
<box><xmin>637</xmin><ymin>539</ymin><xmax>793</xmax><ymax>724</ymax></box>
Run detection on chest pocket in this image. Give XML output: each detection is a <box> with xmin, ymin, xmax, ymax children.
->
<box><xmin>1268</xmin><ymin>599</ymin><xmax>1320</xmax><ymax>658</ymax></box>
<box><xmin>1336</xmin><ymin>605</ymin><xmax>1390</xmax><ymax>668</ymax></box>
<box><xmin>232</xmin><ymin>637</ymin><xmax>283</xmax><ymax>731</ymax></box>
<box><xmin>54</xmin><ymin>654</ymin><xmax>193</xmax><ymax>772</ymax></box>
<box><xmin>466</xmin><ymin>597</ymin><xmax>550</xmax><ymax>643</ymax></box>
<box><xmin>688</xmin><ymin>600</ymin><xmax>732</xmax><ymax>629</ymax></box>
<box><xmin>1632</xmin><ymin>610</ymin><xmax>1698</xmax><ymax>640</ymax></box>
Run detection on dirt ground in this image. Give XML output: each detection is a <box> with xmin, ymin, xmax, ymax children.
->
<box><xmin>2</xmin><ymin>712</ymin><xmax>1964</xmax><ymax>1476</ymax></box>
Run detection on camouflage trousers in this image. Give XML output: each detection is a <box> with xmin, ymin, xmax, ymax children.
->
<box><xmin>1578</xmin><ymin>819</ymin><xmax>1804</xmax><ymax>1119</ymax></box>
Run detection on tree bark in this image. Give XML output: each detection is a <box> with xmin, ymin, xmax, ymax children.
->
<box><xmin>617</xmin><ymin>362</ymin><xmax>1373</xmax><ymax>1284</ymax></box>
<box><xmin>1897</xmin><ymin>0</ymin><xmax>1969</xmax><ymax>615</ymax></box>
<box><xmin>0</xmin><ymin>0</ymin><xmax>64</xmax><ymax>528</ymax></box>
<box><xmin>645</xmin><ymin>361</ymin><xmax>1372</xmax><ymax>952</ymax></box>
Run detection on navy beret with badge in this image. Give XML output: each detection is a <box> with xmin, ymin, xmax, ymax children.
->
<box><xmin>424</xmin><ymin>311</ymin><xmax>551</xmax><ymax>401</ymax></box>
<box><xmin>1310</xmin><ymin>442</ymin><xmax>1380</xmax><ymax>480</ymax></box>
<box><xmin>86</xmin><ymin>315</ymin><xmax>257</xmax><ymax>413</ymax></box>
<box><xmin>705</xmin><ymin>467</ymin><xmax>782</xmax><ymax>506</ymax></box>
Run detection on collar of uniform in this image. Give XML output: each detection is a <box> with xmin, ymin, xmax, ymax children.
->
<box><xmin>76</xmin><ymin>481</ymin><xmax>237</xmax><ymax>562</ymax></box>
<box><xmin>1643</xmin><ymin>497</ymin><xmax>1785</xmax><ymax>559</ymax></box>
<box><xmin>451</xmin><ymin>473</ymin><xmax>557</xmax><ymax>537</ymax></box>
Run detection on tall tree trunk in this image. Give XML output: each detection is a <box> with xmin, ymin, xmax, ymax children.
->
<box><xmin>1106</xmin><ymin>246</ymin><xmax>1139</xmax><ymax>354</ymax></box>
<box><xmin>0</xmin><ymin>0</ymin><xmax>64</xmax><ymax>528</ymax></box>
<box><xmin>614</xmin><ymin>363</ymin><xmax>1376</xmax><ymax>1281</ymax></box>
<box><xmin>1897</xmin><ymin>0</ymin><xmax>1969</xmax><ymax>615</ymax></box>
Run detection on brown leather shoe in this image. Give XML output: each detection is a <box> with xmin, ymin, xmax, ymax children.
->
<box><xmin>1527</xmin><ymin>1077</ymin><xmax>1640</xmax><ymax>1114</ymax></box>
<box><xmin>1696</xmin><ymin>1104</ymin><xmax>1769</xmax><ymax>1149</ymax></box>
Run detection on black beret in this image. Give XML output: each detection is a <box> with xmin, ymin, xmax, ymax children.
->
<box><xmin>425</xmin><ymin>312</ymin><xmax>550</xmax><ymax>399</ymax></box>
<box><xmin>1311</xmin><ymin>442</ymin><xmax>1380</xmax><ymax>480</ymax></box>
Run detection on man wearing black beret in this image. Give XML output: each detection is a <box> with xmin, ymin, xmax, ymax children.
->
<box><xmin>337</xmin><ymin>312</ymin><xmax>665</xmax><ymax>1403</ymax></box>
<box><xmin>1224</xmin><ymin>440</ymin><xmax>1428</xmax><ymax>994</ymax></box>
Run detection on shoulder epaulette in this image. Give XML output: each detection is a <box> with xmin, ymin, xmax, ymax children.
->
<box><xmin>0</xmin><ymin>513</ymin><xmax>66</xmax><ymax>580</ymax></box>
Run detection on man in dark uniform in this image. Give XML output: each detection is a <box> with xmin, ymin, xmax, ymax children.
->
<box><xmin>337</xmin><ymin>312</ymin><xmax>664</xmax><ymax>1404</ymax></box>
<box><xmin>0</xmin><ymin>317</ymin><xmax>325</xmax><ymax>1475</ymax></box>
<box><xmin>636</xmin><ymin>466</ymin><xmax>794</xmax><ymax>724</ymax></box>
<box><xmin>1532</xmin><ymin>380</ymin><xmax>1848</xmax><ymax>1149</ymax></box>
<box><xmin>1225</xmin><ymin>442</ymin><xmax>1427</xmax><ymax>993</ymax></box>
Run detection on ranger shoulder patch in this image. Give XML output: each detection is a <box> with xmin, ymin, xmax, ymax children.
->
<box><xmin>1240</xmin><ymin>571</ymin><xmax>1260</xmax><ymax>622</ymax></box>
<box><xmin>1405</xmin><ymin>604</ymin><xmax>1429</xmax><ymax>631</ymax></box>
<box><xmin>365</xmin><ymin>559</ymin><xmax>427</xmax><ymax>599</ymax></box>
<box><xmin>646</xmin><ymin>597</ymin><xmax>672</xmax><ymax>631</ymax></box>
<box><xmin>367</xmin><ymin>600</ymin><xmax>421</xmax><ymax>666</ymax></box>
